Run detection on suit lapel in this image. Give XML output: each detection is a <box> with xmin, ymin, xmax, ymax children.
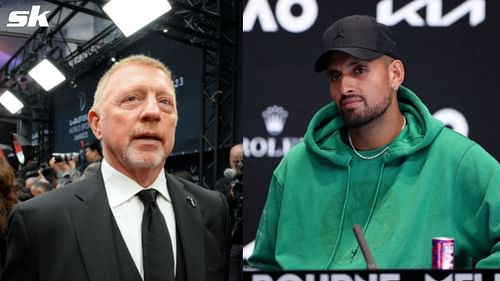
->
<box><xmin>69</xmin><ymin>166</ymin><xmax>122</xmax><ymax>281</ymax></box>
<box><xmin>167</xmin><ymin>174</ymin><xmax>205</xmax><ymax>281</ymax></box>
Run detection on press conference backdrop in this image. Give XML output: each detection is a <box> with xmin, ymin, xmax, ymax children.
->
<box><xmin>51</xmin><ymin>32</ymin><xmax>202</xmax><ymax>154</ymax></box>
<box><xmin>242</xmin><ymin>0</ymin><xmax>500</xmax><ymax>248</ymax></box>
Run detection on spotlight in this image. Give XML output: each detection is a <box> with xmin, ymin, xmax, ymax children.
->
<box><xmin>103</xmin><ymin>0</ymin><xmax>172</xmax><ymax>37</ymax></box>
<box><xmin>0</xmin><ymin>90</ymin><xmax>24</xmax><ymax>114</ymax></box>
<box><xmin>28</xmin><ymin>58</ymin><xmax>66</xmax><ymax>91</ymax></box>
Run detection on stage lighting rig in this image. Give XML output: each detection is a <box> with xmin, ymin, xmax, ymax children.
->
<box><xmin>0</xmin><ymin>90</ymin><xmax>24</xmax><ymax>114</ymax></box>
<box><xmin>28</xmin><ymin>58</ymin><xmax>66</xmax><ymax>91</ymax></box>
<box><xmin>103</xmin><ymin>0</ymin><xmax>172</xmax><ymax>37</ymax></box>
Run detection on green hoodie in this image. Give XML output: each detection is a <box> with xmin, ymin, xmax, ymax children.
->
<box><xmin>249</xmin><ymin>86</ymin><xmax>500</xmax><ymax>270</ymax></box>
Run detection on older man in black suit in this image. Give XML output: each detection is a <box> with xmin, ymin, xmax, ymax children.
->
<box><xmin>1</xmin><ymin>55</ymin><xmax>231</xmax><ymax>281</ymax></box>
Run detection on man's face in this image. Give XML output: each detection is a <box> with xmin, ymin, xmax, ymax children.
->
<box><xmin>25</xmin><ymin>177</ymin><xmax>35</xmax><ymax>189</ymax></box>
<box><xmin>84</xmin><ymin>147</ymin><xmax>100</xmax><ymax>163</ymax></box>
<box><xmin>229</xmin><ymin>146</ymin><xmax>243</xmax><ymax>174</ymax></box>
<box><xmin>89</xmin><ymin>64</ymin><xmax>177</xmax><ymax>174</ymax></box>
<box><xmin>326</xmin><ymin>52</ymin><xmax>396</xmax><ymax>128</ymax></box>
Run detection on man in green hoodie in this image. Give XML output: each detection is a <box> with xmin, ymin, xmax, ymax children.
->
<box><xmin>248</xmin><ymin>15</ymin><xmax>500</xmax><ymax>270</ymax></box>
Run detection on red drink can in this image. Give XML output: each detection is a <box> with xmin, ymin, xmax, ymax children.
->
<box><xmin>432</xmin><ymin>237</ymin><xmax>454</xmax><ymax>269</ymax></box>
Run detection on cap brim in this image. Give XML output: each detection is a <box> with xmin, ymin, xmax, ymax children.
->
<box><xmin>314</xmin><ymin>48</ymin><xmax>383</xmax><ymax>72</ymax></box>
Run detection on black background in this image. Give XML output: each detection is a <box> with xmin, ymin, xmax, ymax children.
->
<box><xmin>242</xmin><ymin>0</ymin><xmax>500</xmax><ymax>246</ymax></box>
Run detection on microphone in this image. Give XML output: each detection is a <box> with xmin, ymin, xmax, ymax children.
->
<box><xmin>223</xmin><ymin>168</ymin><xmax>237</xmax><ymax>179</ymax></box>
<box><xmin>352</xmin><ymin>224</ymin><xmax>378</xmax><ymax>270</ymax></box>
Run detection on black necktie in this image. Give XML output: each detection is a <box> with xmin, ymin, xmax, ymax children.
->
<box><xmin>137</xmin><ymin>189</ymin><xmax>175</xmax><ymax>281</ymax></box>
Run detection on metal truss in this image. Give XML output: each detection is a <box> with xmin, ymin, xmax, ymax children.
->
<box><xmin>153</xmin><ymin>0</ymin><xmax>239</xmax><ymax>187</ymax></box>
<box><xmin>0</xmin><ymin>0</ymin><xmax>238</xmax><ymax>186</ymax></box>
<box><xmin>196</xmin><ymin>0</ymin><xmax>239</xmax><ymax>188</ymax></box>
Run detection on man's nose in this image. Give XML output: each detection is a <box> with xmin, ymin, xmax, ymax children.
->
<box><xmin>339</xmin><ymin>76</ymin><xmax>355</xmax><ymax>94</ymax></box>
<box><xmin>139</xmin><ymin>95</ymin><xmax>161</xmax><ymax>121</ymax></box>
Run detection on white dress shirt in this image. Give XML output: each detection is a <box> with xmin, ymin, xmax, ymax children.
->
<box><xmin>101</xmin><ymin>159</ymin><xmax>177</xmax><ymax>279</ymax></box>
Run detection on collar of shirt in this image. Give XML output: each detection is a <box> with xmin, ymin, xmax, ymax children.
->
<box><xmin>100</xmin><ymin>158</ymin><xmax>171</xmax><ymax>208</ymax></box>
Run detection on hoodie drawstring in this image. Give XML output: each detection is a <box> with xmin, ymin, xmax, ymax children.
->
<box><xmin>325</xmin><ymin>162</ymin><xmax>386</xmax><ymax>268</ymax></box>
<box><xmin>325</xmin><ymin>165</ymin><xmax>352</xmax><ymax>269</ymax></box>
<box><xmin>351</xmin><ymin>163</ymin><xmax>386</xmax><ymax>261</ymax></box>
<box><xmin>363</xmin><ymin>163</ymin><xmax>385</xmax><ymax>233</ymax></box>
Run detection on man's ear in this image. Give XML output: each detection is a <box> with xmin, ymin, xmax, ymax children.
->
<box><xmin>389</xmin><ymin>59</ymin><xmax>405</xmax><ymax>91</ymax></box>
<box><xmin>88</xmin><ymin>109</ymin><xmax>102</xmax><ymax>140</ymax></box>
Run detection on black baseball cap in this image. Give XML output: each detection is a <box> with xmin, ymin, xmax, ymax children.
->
<box><xmin>314</xmin><ymin>15</ymin><xmax>400</xmax><ymax>72</ymax></box>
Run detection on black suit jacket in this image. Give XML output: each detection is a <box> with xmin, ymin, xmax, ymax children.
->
<box><xmin>0</xmin><ymin>168</ymin><xmax>231</xmax><ymax>281</ymax></box>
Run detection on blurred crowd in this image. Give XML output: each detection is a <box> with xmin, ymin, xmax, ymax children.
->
<box><xmin>0</xmin><ymin>140</ymin><xmax>244</xmax><ymax>279</ymax></box>
<box><xmin>16</xmin><ymin>141</ymin><xmax>103</xmax><ymax>201</ymax></box>
<box><xmin>0</xmin><ymin>140</ymin><xmax>103</xmax><ymax>263</ymax></box>
<box><xmin>3</xmin><ymin>141</ymin><xmax>101</xmax><ymax>207</ymax></box>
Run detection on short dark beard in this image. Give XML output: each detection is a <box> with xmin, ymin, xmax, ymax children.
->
<box><xmin>340</xmin><ymin>91</ymin><xmax>392</xmax><ymax>129</ymax></box>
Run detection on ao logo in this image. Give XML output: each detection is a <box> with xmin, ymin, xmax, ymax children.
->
<box><xmin>377</xmin><ymin>0</ymin><xmax>485</xmax><ymax>27</ymax></box>
<box><xmin>243</xmin><ymin>0</ymin><xmax>318</xmax><ymax>33</ymax></box>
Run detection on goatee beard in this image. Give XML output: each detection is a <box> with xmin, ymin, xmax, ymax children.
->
<box><xmin>340</xmin><ymin>93</ymin><xmax>392</xmax><ymax>129</ymax></box>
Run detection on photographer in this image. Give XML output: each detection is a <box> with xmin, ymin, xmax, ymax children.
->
<box><xmin>83</xmin><ymin>140</ymin><xmax>102</xmax><ymax>165</ymax></box>
<box><xmin>48</xmin><ymin>153</ymin><xmax>80</xmax><ymax>187</ymax></box>
<box><xmin>214</xmin><ymin>144</ymin><xmax>243</xmax><ymax>281</ymax></box>
<box><xmin>19</xmin><ymin>164</ymin><xmax>55</xmax><ymax>201</ymax></box>
<box><xmin>79</xmin><ymin>141</ymin><xmax>102</xmax><ymax>181</ymax></box>
<box><xmin>214</xmin><ymin>144</ymin><xmax>243</xmax><ymax>196</ymax></box>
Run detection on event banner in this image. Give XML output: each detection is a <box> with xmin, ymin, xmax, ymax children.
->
<box><xmin>244</xmin><ymin>270</ymin><xmax>500</xmax><ymax>281</ymax></box>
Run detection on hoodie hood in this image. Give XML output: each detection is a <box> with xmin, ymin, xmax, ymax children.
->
<box><xmin>304</xmin><ymin>86</ymin><xmax>444</xmax><ymax>165</ymax></box>
<box><xmin>250</xmin><ymin>85</ymin><xmax>499</xmax><ymax>270</ymax></box>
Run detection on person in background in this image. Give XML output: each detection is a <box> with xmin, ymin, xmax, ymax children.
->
<box><xmin>24</xmin><ymin>177</ymin><xmax>38</xmax><ymax>191</ymax></box>
<box><xmin>79</xmin><ymin>141</ymin><xmax>103</xmax><ymax>181</ymax></box>
<box><xmin>30</xmin><ymin>181</ymin><xmax>53</xmax><ymax>197</ymax></box>
<box><xmin>214</xmin><ymin>143</ymin><xmax>243</xmax><ymax>281</ymax></box>
<box><xmin>2</xmin><ymin>54</ymin><xmax>231</xmax><ymax>281</ymax></box>
<box><xmin>84</xmin><ymin>140</ymin><xmax>103</xmax><ymax>165</ymax></box>
<box><xmin>249</xmin><ymin>15</ymin><xmax>500</xmax><ymax>270</ymax></box>
<box><xmin>0</xmin><ymin>157</ymin><xmax>18</xmax><ymax>268</ymax></box>
<box><xmin>48</xmin><ymin>155</ymin><xmax>80</xmax><ymax>187</ymax></box>
<box><xmin>214</xmin><ymin>144</ymin><xmax>243</xmax><ymax>196</ymax></box>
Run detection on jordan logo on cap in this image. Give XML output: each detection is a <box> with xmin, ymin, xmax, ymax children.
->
<box><xmin>335</xmin><ymin>27</ymin><xmax>345</xmax><ymax>40</ymax></box>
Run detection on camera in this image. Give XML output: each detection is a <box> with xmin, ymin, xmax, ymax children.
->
<box><xmin>25</xmin><ymin>164</ymin><xmax>52</xmax><ymax>178</ymax></box>
<box><xmin>52</xmin><ymin>152</ymin><xmax>79</xmax><ymax>163</ymax></box>
<box><xmin>229</xmin><ymin>173</ymin><xmax>243</xmax><ymax>242</ymax></box>
<box><xmin>230</xmin><ymin>174</ymin><xmax>243</xmax><ymax>202</ymax></box>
